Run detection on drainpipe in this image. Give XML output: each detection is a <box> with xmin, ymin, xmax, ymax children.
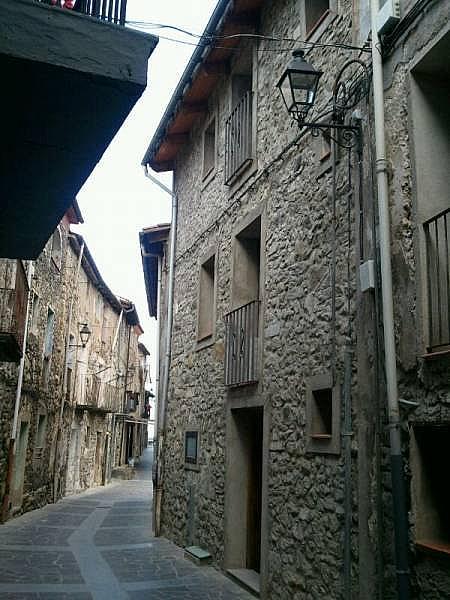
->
<box><xmin>154</xmin><ymin>257</ymin><xmax>162</xmax><ymax>444</ymax></box>
<box><xmin>370</xmin><ymin>2</ymin><xmax>410</xmax><ymax>598</ymax></box>
<box><xmin>1</xmin><ymin>260</ymin><xmax>34</xmax><ymax>522</ymax></box>
<box><xmin>143</xmin><ymin>166</ymin><xmax>177</xmax><ymax>537</ymax></box>
<box><xmin>53</xmin><ymin>237</ymin><xmax>84</xmax><ymax>503</ymax></box>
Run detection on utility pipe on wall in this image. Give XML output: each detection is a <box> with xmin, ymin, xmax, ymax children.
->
<box><xmin>143</xmin><ymin>166</ymin><xmax>177</xmax><ymax>537</ymax></box>
<box><xmin>1</xmin><ymin>260</ymin><xmax>34</xmax><ymax>522</ymax></box>
<box><xmin>370</xmin><ymin>2</ymin><xmax>410</xmax><ymax>598</ymax></box>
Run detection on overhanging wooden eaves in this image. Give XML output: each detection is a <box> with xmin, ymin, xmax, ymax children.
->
<box><xmin>143</xmin><ymin>0</ymin><xmax>263</xmax><ymax>172</ymax></box>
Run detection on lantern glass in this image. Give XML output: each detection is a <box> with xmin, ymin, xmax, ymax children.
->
<box><xmin>277</xmin><ymin>50</ymin><xmax>322</xmax><ymax>120</ymax></box>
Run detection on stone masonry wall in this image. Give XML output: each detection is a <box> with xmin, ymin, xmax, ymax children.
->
<box><xmin>158</xmin><ymin>1</ymin><xmax>450</xmax><ymax>598</ymax></box>
<box><xmin>160</xmin><ymin>1</ymin><xmax>369</xmax><ymax>598</ymax></box>
<box><xmin>0</xmin><ymin>221</ymin><xmax>71</xmax><ymax>517</ymax></box>
<box><xmin>382</xmin><ymin>1</ymin><xmax>450</xmax><ymax>597</ymax></box>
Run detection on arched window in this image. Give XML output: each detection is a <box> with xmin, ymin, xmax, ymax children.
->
<box><xmin>51</xmin><ymin>227</ymin><xmax>62</xmax><ymax>270</ymax></box>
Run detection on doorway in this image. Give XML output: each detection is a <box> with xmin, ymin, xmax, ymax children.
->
<box><xmin>225</xmin><ymin>406</ymin><xmax>264</xmax><ymax>586</ymax></box>
<box><xmin>11</xmin><ymin>420</ymin><xmax>30</xmax><ymax>510</ymax></box>
<box><xmin>66</xmin><ymin>427</ymin><xmax>81</xmax><ymax>494</ymax></box>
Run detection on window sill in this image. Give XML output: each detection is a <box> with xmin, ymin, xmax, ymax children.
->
<box><xmin>184</xmin><ymin>462</ymin><xmax>200</xmax><ymax>472</ymax></box>
<box><xmin>195</xmin><ymin>335</ymin><xmax>215</xmax><ymax>352</ymax></box>
<box><xmin>416</xmin><ymin>539</ymin><xmax>450</xmax><ymax>558</ymax></box>
<box><xmin>311</xmin><ymin>433</ymin><xmax>332</xmax><ymax>440</ymax></box>
<box><xmin>225</xmin><ymin>157</ymin><xmax>255</xmax><ymax>189</ymax></box>
<box><xmin>422</xmin><ymin>348</ymin><xmax>450</xmax><ymax>360</ymax></box>
<box><xmin>201</xmin><ymin>166</ymin><xmax>216</xmax><ymax>191</ymax></box>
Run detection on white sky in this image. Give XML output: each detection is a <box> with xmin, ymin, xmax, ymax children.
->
<box><xmin>73</xmin><ymin>0</ymin><xmax>217</xmax><ymax>390</ymax></box>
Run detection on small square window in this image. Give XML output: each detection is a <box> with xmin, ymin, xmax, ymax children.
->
<box><xmin>311</xmin><ymin>388</ymin><xmax>333</xmax><ymax>438</ymax></box>
<box><xmin>34</xmin><ymin>414</ymin><xmax>47</xmax><ymax>460</ymax></box>
<box><xmin>50</xmin><ymin>228</ymin><xmax>62</xmax><ymax>270</ymax></box>
<box><xmin>203</xmin><ymin>118</ymin><xmax>216</xmax><ymax>179</ymax></box>
<box><xmin>185</xmin><ymin>431</ymin><xmax>199</xmax><ymax>465</ymax></box>
<box><xmin>306</xmin><ymin>373</ymin><xmax>340</xmax><ymax>454</ymax></box>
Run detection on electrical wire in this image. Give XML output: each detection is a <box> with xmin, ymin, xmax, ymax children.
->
<box><xmin>126</xmin><ymin>19</ymin><xmax>371</xmax><ymax>53</ymax></box>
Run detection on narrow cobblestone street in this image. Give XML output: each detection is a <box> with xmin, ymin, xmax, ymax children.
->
<box><xmin>0</xmin><ymin>448</ymin><xmax>254</xmax><ymax>600</ymax></box>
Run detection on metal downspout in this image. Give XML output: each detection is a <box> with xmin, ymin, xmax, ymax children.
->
<box><xmin>370</xmin><ymin>2</ymin><xmax>410</xmax><ymax>598</ymax></box>
<box><xmin>143</xmin><ymin>166</ymin><xmax>177</xmax><ymax>537</ymax></box>
<box><xmin>1</xmin><ymin>260</ymin><xmax>33</xmax><ymax>522</ymax></box>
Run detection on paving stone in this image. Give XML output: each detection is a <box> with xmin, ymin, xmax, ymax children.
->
<box><xmin>93</xmin><ymin>528</ymin><xmax>153</xmax><ymax>546</ymax></box>
<box><xmin>0</xmin><ymin>526</ymin><xmax>74</xmax><ymax>546</ymax></box>
<box><xmin>0</xmin><ymin>550</ymin><xmax>83</xmax><ymax>584</ymax></box>
<box><xmin>0</xmin><ymin>448</ymin><xmax>253</xmax><ymax>599</ymax></box>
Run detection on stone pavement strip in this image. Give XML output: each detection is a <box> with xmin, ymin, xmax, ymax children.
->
<box><xmin>0</xmin><ymin>448</ymin><xmax>254</xmax><ymax>600</ymax></box>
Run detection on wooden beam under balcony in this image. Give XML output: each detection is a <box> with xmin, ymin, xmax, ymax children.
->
<box><xmin>182</xmin><ymin>102</ymin><xmax>209</xmax><ymax>116</ymax></box>
<box><xmin>166</xmin><ymin>133</ymin><xmax>190</xmax><ymax>145</ymax></box>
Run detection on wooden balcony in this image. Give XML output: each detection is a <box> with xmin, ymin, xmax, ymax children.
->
<box><xmin>0</xmin><ymin>260</ymin><xmax>29</xmax><ymax>362</ymax></box>
<box><xmin>0</xmin><ymin>0</ymin><xmax>157</xmax><ymax>259</ymax></box>
<box><xmin>224</xmin><ymin>300</ymin><xmax>259</xmax><ymax>387</ymax></box>
<box><xmin>225</xmin><ymin>91</ymin><xmax>253</xmax><ymax>184</ymax></box>
<box><xmin>424</xmin><ymin>208</ymin><xmax>450</xmax><ymax>352</ymax></box>
<box><xmin>78</xmin><ymin>375</ymin><xmax>116</xmax><ymax>412</ymax></box>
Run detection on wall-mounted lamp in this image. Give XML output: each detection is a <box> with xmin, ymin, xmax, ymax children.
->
<box><xmin>277</xmin><ymin>49</ymin><xmax>370</xmax><ymax>149</ymax></box>
<box><xmin>69</xmin><ymin>322</ymin><xmax>92</xmax><ymax>348</ymax></box>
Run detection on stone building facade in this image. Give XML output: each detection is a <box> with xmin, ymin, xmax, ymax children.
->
<box><xmin>0</xmin><ymin>204</ymin><xmax>82</xmax><ymax>517</ymax></box>
<box><xmin>141</xmin><ymin>0</ymin><xmax>450</xmax><ymax>598</ymax></box>
<box><xmin>1</xmin><ymin>207</ymin><xmax>149</xmax><ymax>520</ymax></box>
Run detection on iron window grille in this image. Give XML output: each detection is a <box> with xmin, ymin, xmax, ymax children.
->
<box><xmin>424</xmin><ymin>207</ymin><xmax>450</xmax><ymax>352</ymax></box>
<box><xmin>224</xmin><ymin>300</ymin><xmax>259</xmax><ymax>386</ymax></box>
<box><xmin>224</xmin><ymin>91</ymin><xmax>253</xmax><ymax>184</ymax></box>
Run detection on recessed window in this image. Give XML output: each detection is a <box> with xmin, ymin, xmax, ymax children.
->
<box><xmin>306</xmin><ymin>373</ymin><xmax>340</xmax><ymax>454</ymax></box>
<box><xmin>94</xmin><ymin>294</ymin><xmax>103</xmax><ymax>324</ymax></box>
<box><xmin>203</xmin><ymin>118</ymin><xmax>216</xmax><ymax>179</ymax></box>
<box><xmin>311</xmin><ymin>388</ymin><xmax>333</xmax><ymax>438</ymax></box>
<box><xmin>29</xmin><ymin>291</ymin><xmax>40</xmax><ymax>335</ymax></box>
<box><xmin>305</xmin><ymin>0</ymin><xmax>330</xmax><ymax>36</ymax></box>
<box><xmin>51</xmin><ymin>227</ymin><xmax>62</xmax><ymax>270</ymax></box>
<box><xmin>232</xmin><ymin>216</ymin><xmax>261</xmax><ymax>309</ymax></box>
<box><xmin>185</xmin><ymin>431</ymin><xmax>199</xmax><ymax>465</ymax></box>
<box><xmin>34</xmin><ymin>414</ymin><xmax>47</xmax><ymax>460</ymax></box>
<box><xmin>412</xmin><ymin>425</ymin><xmax>450</xmax><ymax>551</ymax></box>
<box><xmin>225</xmin><ymin>63</ymin><xmax>254</xmax><ymax>184</ymax></box>
<box><xmin>43</xmin><ymin>308</ymin><xmax>55</xmax><ymax>358</ymax></box>
<box><xmin>197</xmin><ymin>254</ymin><xmax>215</xmax><ymax>342</ymax></box>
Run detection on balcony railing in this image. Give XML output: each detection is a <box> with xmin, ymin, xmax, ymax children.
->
<box><xmin>0</xmin><ymin>260</ymin><xmax>29</xmax><ymax>362</ymax></box>
<box><xmin>224</xmin><ymin>300</ymin><xmax>259</xmax><ymax>386</ymax></box>
<box><xmin>225</xmin><ymin>91</ymin><xmax>253</xmax><ymax>184</ymax></box>
<box><xmin>424</xmin><ymin>208</ymin><xmax>450</xmax><ymax>352</ymax></box>
<box><xmin>38</xmin><ymin>0</ymin><xmax>128</xmax><ymax>26</ymax></box>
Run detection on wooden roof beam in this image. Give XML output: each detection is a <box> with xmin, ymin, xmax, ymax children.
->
<box><xmin>166</xmin><ymin>133</ymin><xmax>190</xmax><ymax>144</ymax></box>
<box><xmin>181</xmin><ymin>102</ymin><xmax>209</xmax><ymax>116</ymax></box>
<box><xmin>202</xmin><ymin>61</ymin><xmax>231</xmax><ymax>75</ymax></box>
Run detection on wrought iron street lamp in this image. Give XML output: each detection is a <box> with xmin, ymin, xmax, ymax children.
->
<box><xmin>69</xmin><ymin>322</ymin><xmax>92</xmax><ymax>348</ymax></box>
<box><xmin>277</xmin><ymin>49</ymin><xmax>323</xmax><ymax>124</ymax></box>
<box><xmin>79</xmin><ymin>323</ymin><xmax>92</xmax><ymax>347</ymax></box>
<box><xmin>277</xmin><ymin>49</ymin><xmax>370</xmax><ymax>149</ymax></box>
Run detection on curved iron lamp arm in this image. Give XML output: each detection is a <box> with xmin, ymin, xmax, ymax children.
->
<box><xmin>292</xmin><ymin>59</ymin><xmax>371</xmax><ymax>150</ymax></box>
